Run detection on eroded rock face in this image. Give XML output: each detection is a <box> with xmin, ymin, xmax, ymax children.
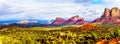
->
<box><xmin>75</xmin><ymin>18</ymin><xmax>85</xmax><ymax>24</ymax></box>
<box><xmin>68</xmin><ymin>15</ymin><xmax>84</xmax><ymax>24</ymax></box>
<box><xmin>52</xmin><ymin>17</ymin><xmax>67</xmax><ymax>25</ymax></box>
<box><xmin>52</xmin><ymin>15</ymin><xmax>86</xmax><ymax>25</ymax></box>
<box><xmin>111</xmin><ymin>7</ymin><xmax>120</xmax><ymax>17</ymax></box>
<box><xmin>93</xmin><ymin>7</ymin><xmax>120</xmax><ymax>24</ymax></box>
<box><xmin>101</xmin><ymin>8</ymin><xmax>110</xmax><ymax>17</ymax></box>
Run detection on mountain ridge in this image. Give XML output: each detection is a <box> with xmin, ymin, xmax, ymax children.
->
<box><xmin>52</xmin><ymin>15</ymin><xmax>86</xmax><ymax>25</ymax></box>
<box><xmin>1</xmin><ymin>7</ymin><xmax>120</xmax><ymax>27</ymax></box>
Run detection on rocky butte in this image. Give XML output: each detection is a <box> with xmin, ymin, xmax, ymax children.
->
<box><xmin>52</xmin><ymin>15</ymin><xmax>86</xmax><ymax>25</ymax></box>
<box><xmin>52</xmin><ymin>17</ymin><xmax>67</xmax><ymax>25</ymax></box>
<box><xmin>93</xmin><ymin>7</ymin><xmax>120</xmax><ymax>24</ymax></box>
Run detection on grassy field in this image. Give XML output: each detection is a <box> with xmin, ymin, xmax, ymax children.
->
<box><xmin>0</xmin><ymin>23</ymin><xmax>120</xmax><ymax>44</ymax></box>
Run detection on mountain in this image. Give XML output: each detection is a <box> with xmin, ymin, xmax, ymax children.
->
<box><xmin>52</xmin><ymin>17</ymin><xmax>67</xmax><ymax>25</ymax></box>
<box><xmin>52</xmin><ymin>15</ymin><xmax>86</xmax><ymax>25</ymax></box>
<box><xmin>93</xmin><ymin>7</ymin><xmax>120</xmax><ymax>24</ymax></box>
<box><xmin>0</xmin><ymin>20</ymin><xmax>54</xmax><ymax>27</ymax></box>
<box><xmin>0</xmin><ymin>16</ymin><xmax>85</xmax><ymax>27</ymax></box>
<box><xmin>17</xmin><ymin>20</ymin><xmax>38</xmax><ymax>24</ymax></box>
<box><xmin>68</xmin><ymin>15</ymin><xmax>85</xmax><ymax>24</ymax></box>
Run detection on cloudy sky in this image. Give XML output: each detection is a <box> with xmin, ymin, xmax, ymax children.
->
<box><xmin>0</xmin><ymin>0</ymin><xmax>120</xmax><ymax>21</ymax></box>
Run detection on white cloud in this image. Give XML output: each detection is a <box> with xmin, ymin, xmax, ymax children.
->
<box><xmin>0</xmin><ymin>0</ymin><xmax>120</xmax><ymax>21</ymax></box>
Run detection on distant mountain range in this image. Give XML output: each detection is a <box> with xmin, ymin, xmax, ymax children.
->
<box><xmin>0</xmin><ymin>20</ymin><xmax>53</xmax><ymax>24</ymax></box>
<box><xmin>0</xmin><ymin>7</ymin><xmax>120</xmax><ymax>27</ymax></box>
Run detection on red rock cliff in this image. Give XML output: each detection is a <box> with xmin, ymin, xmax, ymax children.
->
<box><xmin>93</xmin><ymin>7</ymin><xmax>120</xmax><ymax>24</ymax></box>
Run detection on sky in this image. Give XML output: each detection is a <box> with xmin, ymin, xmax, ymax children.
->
<box><xmin>0</xmin><ymin>0</ymin><xmax>120</xmax><ymax>21</ymax></box>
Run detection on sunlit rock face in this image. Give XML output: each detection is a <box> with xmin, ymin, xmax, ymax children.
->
<box><xmin>52</xmin><ymin>15</ymin><xmax>86</xmax><ymax>25</ymax></box>
<box><xmin>68</xmin><ymin>15</ymin><xmax>85</xmax><ymax>24</ymax></box>
<box><xmin>111</xmin><ymin>7</ymin><xmax>120</xmax><ymax>17</ymax></box>
<box><xmin>93</xmin><ymin>7</ymin><xmax>120</xmax><ymax>24</ymax></box>
<box><xmin>101</xmin><ymin>8</ymin><xmax>110</xmax><ymax>17</ymax></box>
<box><xmin>52</xmin><ymin>17</ymin><xmax>67</xmax><ymax>25</ymax></box>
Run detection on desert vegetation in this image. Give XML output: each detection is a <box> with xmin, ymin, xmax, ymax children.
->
<box><xmin>0</xmin><ymin>23</ymin><xmax>120</xmax><ymax>44</ymax></box>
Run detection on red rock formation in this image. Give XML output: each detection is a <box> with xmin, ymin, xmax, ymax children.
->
<box><xmin>75</xmin><ymin>18</ymin><xmax>85</xmax><ymax>24</ymax></box>
<box><xmin>52</xmin><ymin>15</ymin><xmax>86</xmax><ymax>25</ymax></box>
<box><xmin>101</xmin><ymin>8</ymin><xmax>110</xmax><ymax>17</ymax></box>
<box><xmin>52</xmin><ymin>17</ymin><xmax>67</xmax><ymax>25</ymax></box>
<box><xmin>111</xmin><ymin>7</ymin><xmax>120</xmax><ymax>17</ymax></box>
<box><xmin>68</xmin><ymin>15</ymin><xmax>85</xmax><ymax>24</ymax></box>
<box><xmin>93</xmin><ymin>7</ymin><xmax>120</xmax><ymax>24</ymax></box>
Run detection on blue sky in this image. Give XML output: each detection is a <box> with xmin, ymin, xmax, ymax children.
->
<box><xmin>0</xmin><ymin>0</ymin><xmax>119</xmax><ymax>21</ymax></box>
